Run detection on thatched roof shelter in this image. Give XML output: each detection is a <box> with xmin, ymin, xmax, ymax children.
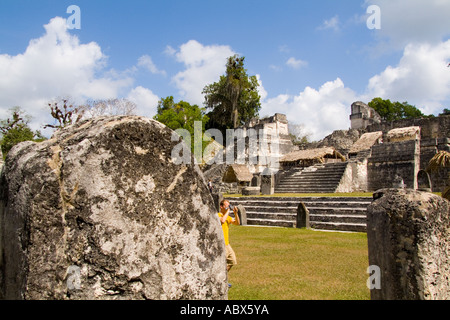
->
<box><xmin>387</xmin><ymin>126</ymin><xmax>420</xmax><ymax>143</ymax></box>
<box><xmin>349</xmin><ymin>131</ymin><xmax>383</xmax><ymax>155</ymax></box>
<box><xmin>280</xmin><ymin>147</ymin><xmax>345</xmax><ymax>167</ymax></box>
<box><xmin>222</xmin><ymin>164</ymin><xmax>253</xmax><ymax>184</ymax></box>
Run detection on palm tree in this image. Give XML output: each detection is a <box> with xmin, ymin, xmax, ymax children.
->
<box><xmin>427</xmin><ymin>150</ymin><xmax>450</xmax><ymax>200</ymax></box>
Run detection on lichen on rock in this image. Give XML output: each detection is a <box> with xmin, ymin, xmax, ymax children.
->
<box><xmin>0</xmin><ymin>116</ymin><xmax>227</xmax><ymax>300</ymax></box>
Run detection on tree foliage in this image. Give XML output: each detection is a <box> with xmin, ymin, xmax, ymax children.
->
<box><xmin>202</xmin><ymin>55</ymin><xmax>261</xmax><ymax>131</ymax></box>
<box><xmin>0</xmin><ymin>107</ymin><xmax>45</xmax><ymax>157</ymax></box>
<box><xmin>289</xmin><ymin>122</ymin><xmax>312</xmax><ymax>145</ymax></box>
<box><xmin>153</xmin><ymin>96</ymin><xmax>209</xmax><ymax>153</ymax></box>
<box><xmin>368</xmin><ymin>97</ymin><xmax>428</xmax><ymax>121</ymax></box>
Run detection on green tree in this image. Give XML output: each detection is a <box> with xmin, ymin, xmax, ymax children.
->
<box><xmin>153</xmin><ymin>96</ymin><xmax>210</xmax><ymax>154</ymax></box>
<box><xmin>368</xmin><ymin>97</ymin><xmax>427</xmax><ymax>121</ymax></box>
<box><xmin>202</xmin><ymin>55</ymin><xmax>261</xmax><ymax>130</ymax></box>
<box><xmin>0</xmin><ymin>107</ymin><xmax>45</xmax><ymax>157</ymax></box>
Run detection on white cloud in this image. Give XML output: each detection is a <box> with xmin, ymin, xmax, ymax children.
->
<box><xmin>171</xmin><ymin>40</ymin><xmax>236</xmax><ymax>105</ymax></box>
<box><xmin>164</xmin><ymin>45</ymin><xmax>176</xmax><ymax>57</ymax></box>
<box><xmin>261</xmin><ymin>78</ymin><xmax>359</xmax><ymax>141</ymax></box>
<box><xmin>269</xmin><ymin>65</ymin><xmax>282</xmax><ymax>72</ymax></box>
<box><xmin>256</xmin><ymin>74</ymin><xmax>268</xmax><ymax>101</ymax></box>
<box><xmin>366</xmin><ymin>40</ymin><xmax>450</xmax><ymax>114</ymax></box>
<box><xmin>0</xmin><ymin>17</ymin><xmax>134</xmax><ymax>133</ymax></box>
<box><xmin>137</xmin><ymin>55</ymin><xmax>166</xmax><ymax>76</ymax></box>
<box><xmin>318</xmin><ymin>15</ymin><xmax>340</xmax><ymax>32</ymax></box>
<box><xmin>286</xmin><ymin>57</ymin><xmax>308</xmax><ymax>70</ymax></box>
<box><xmin>127</xmin><ymin>86</ymin><xmax>160</xmax><ymax>118</ymax></box>
<box><xmin>364</xmin><ymin>0</ymin><xmax>450</xmax><ymax>49</ymax></box>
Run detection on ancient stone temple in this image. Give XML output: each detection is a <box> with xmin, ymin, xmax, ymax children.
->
<box><xmin>0</xmin><ymin>116</ymin><xmax>228</xmax><ymax>300</ymax></box>
<box><xmin>350</xmin><ymin>101</ymin><xmax>382</xmax><ymax>130</ymax></box>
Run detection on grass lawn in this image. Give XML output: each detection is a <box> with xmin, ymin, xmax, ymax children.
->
<box><xmin>227</xmin><ymin>226</ymin><xmax>370</xmax><ymax>300</ymax></box>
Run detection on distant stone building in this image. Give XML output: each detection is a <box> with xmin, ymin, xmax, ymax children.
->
<box><xmin>350</xmin><ymin>101</ymin><xmax>382</xmax><ymax>130</ymax></box>
<box><xmin>365</xmin><ymin>115</ymin><xmax>450</xmax><ymax>192</ymax></box>
<box><xmin>227</xmin><ymin>113</ymin><xmax>296</xmax><ymax>174</ymax></box>
<box><xmin>318</xmin><ymin>104</ymin><xmax>449</xmax><ymax>193</ymax></box>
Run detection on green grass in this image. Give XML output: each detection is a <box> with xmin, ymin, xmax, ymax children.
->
<box><xmin>227</xmin><ymin>226</ymin><xmax>370</xmax><ymax>300</ymax></box>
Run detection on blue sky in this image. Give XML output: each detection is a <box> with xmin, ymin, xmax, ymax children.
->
<box><xmin>1</xmin><ymin>0</ymin><xmax>450</xmax><ymax>140</ymax></box>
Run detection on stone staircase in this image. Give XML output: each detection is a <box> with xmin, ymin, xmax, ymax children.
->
<box><xmin>275</xmin><ymin>162</ymin><xmax>348</xmax><ymax>194</ymax></box>
<box><xmin>228</xmin><ymin>196</ymin><xmax>372</xmax><ymax>232</ymax></box>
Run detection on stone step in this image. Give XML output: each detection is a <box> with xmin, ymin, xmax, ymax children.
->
<box><xmin>275</xmin><ymin>188</ymin><xmax>338</xmax><ymax>193</ymax></box>
<box><xmin>275</xmin><ymin>163</ymin><xmax>348</xmax><ymax>194</ymax></box>
<box><xmin>277</xmin><ymin>178</ymin><xmax>343</xmax><ymax>185</ymax></box>
<box><xmin>228</xmin><ymin>196</ymin><xmax>371</xmax><ymax>232</ymax></box>
<box><xmin>247</xmin><ymin>211</ymin><xmax>296</xmax><ymax>221</ymax></box>
<box><xmin>233</xmin><ymin>203</ymin><xmax>371</xmax><ymax>211</ymax></box>
<box><xmin>247</xmin><ymin>219</ymin><xmax>296</xmax><ymax>228</ymax></box>
<box><xmin>275</xmin><ymin>185</ymin><xmax>340</xmax><ymax>191</ymax></box>
<box><xmin>229</xmin><ymin>197</ymin><xmax>372</xmax><ymax>205</ymax></box>
<box><xmin>309</xmin><ymin>221</ymin><xmax>367</xmax><ymax>233</ymax></box>
<box><xmin>309</xmin><ymin>213</ymin><xmax>367</xmax><ymax>224</ymax></box>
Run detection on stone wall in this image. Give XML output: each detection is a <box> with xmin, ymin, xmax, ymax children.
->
<box><xmin>366</xmin><ymin>115</ymin><xmax>450</xmax><ymax>192</ymax></box>
<box><xmin>0</xmin><ymin>116</ymin><xmax>227</xmax><ymax>300</ymax></box>
<box><xmin>335</xmin><ymin>159</ymin><xmax>368</xmax><ymax>193</ymax></box>
<box><xmin>366</xmin><ymin>115</ymin><xmax>450</xmax><ymax>141</ymax></box>
<box><xmin>368</xmin><ymin>140</ymin><xmax>420</xmax><ymax>191</ymax></box>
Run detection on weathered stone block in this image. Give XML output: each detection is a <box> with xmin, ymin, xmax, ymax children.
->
<box><xmin>367</xmin><ymin>188</ymin><xmax>450</xmax><ymax>300</ymax></box>
<box><xmin>261</xmin><ymin>173</ymin><xmax>274</xmax><ymax>195</ymax></box>
<box><xmin>296</xmin><ymin>202</ymin><xmax>310</xmax><ymax>229</ymax></box>
<box><xmin>242</xmin><ymin>187</ymin><xmax>260</xmax><ymax>196</ymax></box>
<box><xmin>236</xmin><ymin>205</ymin><xmax>247</xmax><ymax>226</ymax></box>
<box><xmin>0</xmin><ymin>116</ymin><xmax>227</xmax><ymax>300</ymax></box>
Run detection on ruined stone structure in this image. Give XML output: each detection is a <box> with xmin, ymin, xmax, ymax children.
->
<box><xmin>324</xmin><ymin>108</ymin><xmax>449</xmax><ymax>193</ymax></box>
<box><xmin>367</xmin><ymin>189</ymin><xmax>450</xmax><ymax>300</ymax></box>
<box><xmin>365</xmin><ymin>115</ymin><xmax>450</xmax><ymax>193</ymax></box>
<box><xmin>0</xmin><ymin>116</ymin><xmax>227</xmax><ymax>300</ymax></box>
<box><xmin>223</xmin><ymin>113</ymin><xmax>295</xmax><ymax>175</ymax></box>
<box><xmin>350</xmin><ymin>101</ymin><xmax>382</xmax><ymax>130</ymax></box>
<box><xmin>203</xmin><ymin>113</ymin><xmax>296</xmax><ymax>194</ymax></box>
<box><xmin>246</xmin><ymin>113</ymin><xmax>294</xmax><ymax>156</ymax></box>
<box><xmin>228</xmin><ymin>106</ymin><xmax>449</xmax><ymax>232</ymax></box>
<box><xmin>368</xmin><ymin>127</ymin><xmax>421</xmax><ymax>191</ymax></box>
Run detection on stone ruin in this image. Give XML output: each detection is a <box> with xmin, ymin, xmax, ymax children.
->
<box><xmin>367</xmin><ymin>189</ymin><xmax>450</xmax><ymax>300</ymax></box>
<box><xmin>204</xmin><ymin>104</ymin><xmax>450</xmax><ymax>196</ymax></box>
<box><xmin>0</xmin><ymin>102</ymin><xmax>449</xmax><ymax>301</ymax></box>
<box><xmin>0</xmin><ymin>116</ymin><xmax>227</xmax><ymax>300</ymax></box>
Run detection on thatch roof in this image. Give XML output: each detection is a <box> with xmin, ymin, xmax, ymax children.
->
<box><xmin>222</xmin><ymin>164</ymin><xmax>253</xmax><ymax>183</ymax></box>
<box><xmin>349</xmin><ymin>131</ymin><xmax>383</xmax><ymax>154</ymax></box>
<box><xmin>280</xmin><ymin>147</ymin><xmax>345</xmax><ymax>163</ymax></box>
<box><xmin>387</xmin><ymin>126</ymin><xmax>420</xmax><ymax>142</ymax></box>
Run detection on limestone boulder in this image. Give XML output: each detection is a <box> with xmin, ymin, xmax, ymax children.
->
<box><xmin>0</xmin><ymin>116</ymin><xmax>227</xmax><ymax>300</ymax></box>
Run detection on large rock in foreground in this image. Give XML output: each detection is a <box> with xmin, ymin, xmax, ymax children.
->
<box><xmin>0</xmin><ymin>116</ymin><xmax>227</xmax><ymax>300</ymax></box>
<box><xmin>367</xmin><ymin>188</ymin><xmax>450</xmax><ymax>300</ymax></box>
